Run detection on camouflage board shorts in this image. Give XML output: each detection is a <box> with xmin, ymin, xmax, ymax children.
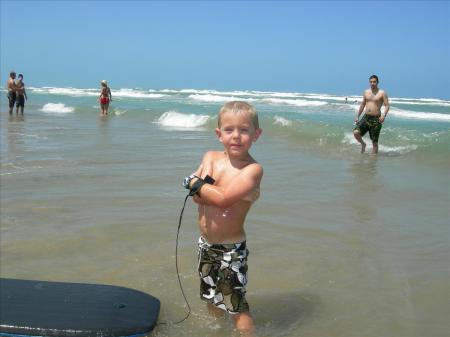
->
<box><xmin>197</xmin><ymin>236</ymin><xmax>249</xmax><ymax>314</ymax></box>
<box><xmin>354</xmin><ymin>114</ymin><xmax>383</xmax><ymax>143</ymax></box>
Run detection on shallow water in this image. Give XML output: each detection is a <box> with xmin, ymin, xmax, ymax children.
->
<box><xmin>1</xmin><ymin>89</ymin><xmax>449</xmax><ymax>337</ymax></box>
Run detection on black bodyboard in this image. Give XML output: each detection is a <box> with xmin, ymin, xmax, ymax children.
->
<box><xmin>0</xmin><ymin>278</ymin><xmax>160</xmax><ymax>337</ymax></box>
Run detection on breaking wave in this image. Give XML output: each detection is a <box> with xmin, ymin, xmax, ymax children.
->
<box><xmin>156</xmin><ymin>111</ymin><xmax>210</xmax><ymax>128</ymax></box>
<box><xmin>41</xmin><ymin>103</ymin><xmax>75</xmax><ymax>114</ymax></box>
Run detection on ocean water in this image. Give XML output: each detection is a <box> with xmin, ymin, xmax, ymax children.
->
<box><xmin>1</xmin><ymin>87</ymin><xmax>449</xmax><ymax>337</ymax></box>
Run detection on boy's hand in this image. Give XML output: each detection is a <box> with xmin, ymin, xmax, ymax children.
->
<box><xmin>188</xmin><ymin>176</ymin><xmax>200</xmax><ymax>189</ymax></box>
<box><xmin>192</xmin><ymin>194</ymin><xmax>204</xmax><ymax>204</ymax></box>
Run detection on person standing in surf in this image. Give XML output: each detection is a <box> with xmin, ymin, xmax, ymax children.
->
<box><xmin>183</xmin><ymin>101</ymin><xmax>263</xmax><ymax>336</ymax></box>
<box><xmin>99</xmin><ymin>80</ymin><xmax>112</xmax><ymax>115</ymax></box>
<box><xmin>6</xmin><ymin>71</ymin><xmax>17</xmax><ymax>115</ymax></box>
<box><xmin>15</xmin><ymin>74</ymin><xmax>28</xmax><ymax>115</ymax></box>
<box><xmin>353</xmin><ymin>74</ymin><xmax>390</xmax><ymax>154</ymax></box>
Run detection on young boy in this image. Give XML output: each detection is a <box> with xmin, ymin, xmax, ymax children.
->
<box><xmin>183</xmin><ymin>101</ymin><xmax>263</xmax><ymax>335</ymax></box>
<box><xmin>15</xmin><ymin>74</ymin><xmax>28</xmax><ymax>115</ymax></box>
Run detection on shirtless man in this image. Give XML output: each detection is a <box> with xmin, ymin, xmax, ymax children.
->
<box><xmin>15</xmin><ymin>74</ymin><xmax>28</xmax><ymax>115</ymax></box>
<box><xmin>6</xmin><ymin>71</ymin><xmax>17</xmax><ymax>115</ymax></box>
<box><xmin>353</xmin><ymin>75</ymin><xmax>390</xmax><ymax>154</ymax></box>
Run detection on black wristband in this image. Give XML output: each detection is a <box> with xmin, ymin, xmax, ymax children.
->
<box><xmin>189</xmin><ymin>178</ymin><xmax>206</xmax><ymax>196</ymax></box>
<box><xmin>204</xmin><ymin>175</ymin><xmax>215</xmax><ymax>185</ymax></box>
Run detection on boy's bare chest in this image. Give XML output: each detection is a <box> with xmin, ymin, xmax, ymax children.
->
<box><xmin>212</xmin><ymin>161</ymin><xmax>242</xmax><ymax>187</ymax></box>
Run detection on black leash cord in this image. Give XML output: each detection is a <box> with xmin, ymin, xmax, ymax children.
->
<box><xmin>159</xmin><ymin>193</ymin><xmax>192</xmax><ymax>325</ymax></box>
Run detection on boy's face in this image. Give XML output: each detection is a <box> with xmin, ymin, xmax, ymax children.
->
<box><xmin>215</xmin><ymin>112</ymin><xmax>261</xmax><ymax>157</ymax></box>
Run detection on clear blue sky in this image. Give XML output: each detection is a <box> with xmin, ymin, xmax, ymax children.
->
<box><xmin>1</xmin><ymin>1</ymin><xmax>449</xmax><ymax>99</ymax></box>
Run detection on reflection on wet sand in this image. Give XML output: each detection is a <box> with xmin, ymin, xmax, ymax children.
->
<box><xmin>6</xmin><ymin>114</ymin><xmax>25</xmax><ymax>160</ymax></box>
<box><xmin>348</xmin><ymin>156</ymin><xmax>380</xmax><ymax>224</ymax></box>
<box><xmin>252</xmin><ymin>290</ymin><xmax>317</xmax><ymax>337</ymax></box>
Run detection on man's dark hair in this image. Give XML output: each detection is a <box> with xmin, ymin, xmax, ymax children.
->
<box><xmin>18</xmin><ymin>74</ymin><xmax>23</xmax><ymax>79</ymax></box>
<box><xmin>369</xmin><ymin>74</ymin><xmax>379</xmax><ymax>83</ymax></box>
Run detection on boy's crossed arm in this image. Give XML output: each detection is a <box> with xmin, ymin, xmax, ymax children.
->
<box><xmin>191</xmin><ymin>151</ymin><xmax>214</xmax><ymax>181</ymax></box>
<box><xmin>190</xmin><ymin>153</ymin><xmax>262</xmax><ymax>208</ymax></box>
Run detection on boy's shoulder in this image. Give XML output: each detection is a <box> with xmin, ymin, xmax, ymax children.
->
<box><xmin>203</xmin><ymin>150</ymin><xmax>224</xmax><ymax>160</ymax></box>
<box><xmin>243</xmin><ymin>161</ymin><xmax>263</xmax><ymax>177</ymax></box>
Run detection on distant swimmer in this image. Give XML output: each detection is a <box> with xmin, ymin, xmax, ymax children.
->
<box><xmin>353</xmin><ymin>74</ymin><xmax>390</xmax><ymax>154</ymax></box>
<box><xmin>6</xmin><ymin>71</ymin><xmax>17</xmax><ymax>115</ymax></box>
<box><xmin>99</xmin><ymin>80</ymin><xmax>112</xmax><ymax>115</ymax></box>
<box><xmin>15</xmin><ymin>74</ymin><xmax>28</xmax><ymax>115</ymax></box>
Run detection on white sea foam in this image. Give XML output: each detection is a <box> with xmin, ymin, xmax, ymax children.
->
<box><xmin>392</xmin><ymin>96</ymin><xmax>450</xmax><ymax>103</ymax></box>
<box><xmin>263</xmin><ymin>98</ymin><xmax>327</xmax><ymax>107</ymax></box>
<box><xmin>350</xmin><ymin>106</ymin><xmax>450</xmax><ymax>122</ymax></box>
<box><xmin>111</xmin><ymin>108</ymin><xmax>127</xmax><ymax>116</ymax></box>
<box><xmin>41</xmin><ymin>103</ymin><xmax>75</xmax><ymax>114</ymax></box>
<box><xmin>189</xmin><ymin>94</ymin><xmax>251</xmax><ymax>103</ymax></box>
<box><xmin>273</xmin><ymin>116</ymin><xmax>293</xmax><ymax>126</ymax></box>
<box><xmin>389</xmin><ymin>108</ymin><xmax>450</xmax><ymax>122</ymax></box>
<box><xmin>0</xmin><ymin>163</ymin><xmax>44</xmax><ymax>176</ymax></box>
<box><xmin>158</xmin><ymin>89</ymin><xmax>179</xmax><ymax>93</ymax></box>
<box><xmin>180</xmin><ymin>88</ymin><xmax>249</xmax><ymax>96</ymax></box>
<box><xmin>113</xmin><ymin>89</ymin><xmax>166</xmax><ymax>99</ymax></box>
<box><xmin>27</xmin><ymin>86</ymin><xmax>450</xmax><ymax>107</ymax></box>
<box><xmin>301</xmin><ymin>93</ymin><xmax>341</xmax><ymax>100</ymax></box>
<box><xmin>156</xmin><ymin>111</ymin><xmax>210</xmax><ymax>128</ymax></box>
<box><xmin>390</xmin><ymin>99</ymin><xmax>450</xmax><ymax>107</ymax></box>
<box><xmin>341</xmin><ymin>132</ymin><xmax>419</xmax><ymax>154</ymax></box>
<box><xmin>25</xmin><ymin>86</ymin><xmax>450</xmax><ymax>121</ymax></box>
<box><xmin>265</xmin><ymin>92</ymin><xmax>301</xmax><ymax>98</ymax></box>
<box><xmin>30</xmin><ymin>87</ymin><xmax>167</xmax><ymax>99</ymax></box>
<box><xmin>33</xmin><ymin>87</ymin><xmax>98</xmax><ymax>96</ymax></box>
<box><xmin>181</xmin><ymin>89</ymin><xmax>215</xmax><ymax>94</ymax></box>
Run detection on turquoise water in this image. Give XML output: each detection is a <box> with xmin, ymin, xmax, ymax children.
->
<box><xmin>6</xmin><ymin>87</ymin><xmax>449</xmax><ymax>158</ymax></box>
<box><xmin>1</xmin><ymin>87</ymin><xmax>449</xmax><ymax>337</ymax></box>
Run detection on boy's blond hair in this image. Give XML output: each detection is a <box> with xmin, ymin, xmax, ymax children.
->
<box><xmin>218</xmin><ymin>101</ymin><xmax>259</xmax><ymax>129</ymax></box>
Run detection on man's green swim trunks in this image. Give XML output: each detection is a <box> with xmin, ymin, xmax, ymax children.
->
<box><xmin>197</xmin><ymin>236</ymin><xmax>250</xmax><ymax>314</ymax></box>
<box><xmin>354</xmin><ymin>114</ymin><xmax>383</xmax><ymax>143</ymax></box>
